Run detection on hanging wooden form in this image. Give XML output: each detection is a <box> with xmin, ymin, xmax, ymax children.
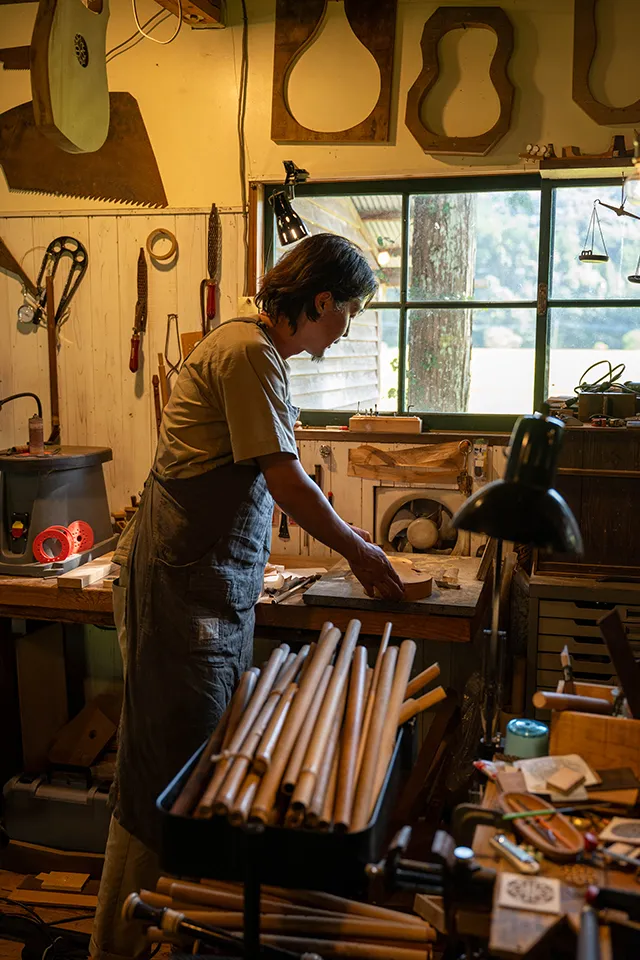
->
<box><xmin>31</xmin><ymin>0</ymin><xmax>111</xmax><ymax>153</ymax></box>
<box><xmin>271</xmin><ymin>0</ymin><xmax>397</xmax><ymax>144</ymax></box>
<box><xmin>573</xmin><ymin>0</ymin><xmax>640</xmax><ymax>126</ymax></box>
<box><xmin>405</xmin><ymin>6</ymin><xmax>515</xmax><ymax>156</ymax></box>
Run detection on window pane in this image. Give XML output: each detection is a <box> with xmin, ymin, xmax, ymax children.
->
<box><xmin>289</xmin><ymin>309</ymin><xmax>399</xmax><ymax>412</ymax></box>
<box><xmin>406</xmin><ymin>308</ymin><xmax>536</xmax><ymax>414</ymax></box>
<box><xmin>407</xmin><ymin>191</ymin><xmax>540</xmax><ymax>302</ymax></box>
<box><xmin>551</xmin><ymin>185</ymin><xmax>640</xmax><ymax>300</ymax></box>
<box><xmin>273</xmin><ymin>194</ymin><xmax>402</xmax><ymax>303</ymax></box>
<box><xmin>548</xmin><ymin>307</ymin><xmax>640</xmax><ymax>396</ymax></box>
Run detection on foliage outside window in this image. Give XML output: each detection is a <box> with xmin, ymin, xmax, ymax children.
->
<box><xmin>264</xmin><ymin>176</ymin><xmax>640</xmax><ymax>430</ymax></box>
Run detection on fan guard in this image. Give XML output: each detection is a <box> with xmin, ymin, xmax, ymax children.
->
<box><xmin>386</xmin><ymin>497</ymin><xmax>457</xmax><ymax>554</ymax></box>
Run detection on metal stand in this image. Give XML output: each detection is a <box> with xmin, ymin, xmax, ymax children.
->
<box><xmin>243</xmin><ymin>824</ymin><xmax>263</xmax><ymax>960</ymax></box>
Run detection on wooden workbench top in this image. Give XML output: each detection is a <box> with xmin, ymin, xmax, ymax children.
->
<box><xmin>0</xmin><ymin>561</ymin><xmax>488</xmax><ymax>642</ymax></box>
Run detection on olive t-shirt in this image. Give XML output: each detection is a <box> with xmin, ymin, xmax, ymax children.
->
<box><xmin>155</xmin><ymin>318</ymin><xmax>299</xmax><ymax>477</ymax></box>
<box><xmin>114</xmin><ymin>319</ymin><xmax>298</xmax><ymax>564</ymax></box>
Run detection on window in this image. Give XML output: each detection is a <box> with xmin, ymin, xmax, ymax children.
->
<box><xmin>264</xmin><ymin>175</ymin><xmax>639</xmax><ymax>429</ymax></box>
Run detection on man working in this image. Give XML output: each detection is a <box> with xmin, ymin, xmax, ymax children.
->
<box><xmin>90</xmin><ymin>233</ymin><xmax>404</xmax><ymax>960</ymax></box>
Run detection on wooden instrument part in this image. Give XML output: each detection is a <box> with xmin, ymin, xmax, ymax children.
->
<box><xmin>405</xmin><ymin>5</ymin><xmax>515</xmax><ymax>156</ymax></box>
<box><xmin>498</xmin><ymin>792</ymin><xmax>584</xmax><ymax>862</ymax></box>
<box><xmin>406</xmin><ymin>661</ymin><xmax>440</xmax><ymax>699</ymax></box>
<box><xmin>532</xmin><ymin>690</ymin><xmax>614</xmax><ymax>715</ymax></box>
<box><xmin>375</xmin><ymin>557</ymin><xmax>432</xmax><ymax>602</ymax></box>
<box><xmin>271</xmin><ymin>0</ymin><xmax>397</xmax><ymax>144</ymax></box>
<box><xmin>31</xmin><ymin>0</ymin><xmax>110</xmax><ymax>153</ymax></box>
<box><xmin>573</xmin><ymin>0</ymin><xmax>640</xmax><ymax>125</ymax></box>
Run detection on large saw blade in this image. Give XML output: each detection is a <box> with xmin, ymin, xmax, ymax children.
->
<box><xmin>0</xmin><ymin>93</ymin><xmax>167</xmax><ymax>208</ymax></box>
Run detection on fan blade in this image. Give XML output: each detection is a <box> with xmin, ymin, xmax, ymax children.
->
<box><xmin>388</xmin><ymin>517</ymin><xmax>412</xmax><ymax>542</ymax></box>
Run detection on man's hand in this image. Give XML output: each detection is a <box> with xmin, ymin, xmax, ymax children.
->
<box><xmin>347</xmin><ymin>540</ymin><xmax>405</xmax><ymax>600</ymax></box>
<box><xmin>348</xmin><ymin>524</ymin><xmax>372</xmax><ymax>543</ymax></box>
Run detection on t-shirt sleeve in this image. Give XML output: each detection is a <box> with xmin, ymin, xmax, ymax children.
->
<box><xmin>216</xmin><ymin>337</ymin><xmax>299</xmax><ymax>464</ymax></box>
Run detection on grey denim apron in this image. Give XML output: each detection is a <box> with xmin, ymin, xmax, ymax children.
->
<box><xmin>114</xmin><ymin>463</ymin><xmax>272</xmax><ymax>851</ymax></box>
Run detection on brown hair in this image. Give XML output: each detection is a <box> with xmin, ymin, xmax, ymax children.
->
<box><xmin>255</xmin><ymin>233</ymin><xmax>377</xmax><ymax>332</ymax></box>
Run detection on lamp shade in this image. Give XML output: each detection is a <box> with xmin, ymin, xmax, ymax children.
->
<box><xmin>271</xmin><ymin>191</ymin><xmax>308</xmax><ymax>245</ymax></box>
<box><xmin>452</xmin><ymin>413</ymin><xmax>583</xmax><ymax>554</ymax></box>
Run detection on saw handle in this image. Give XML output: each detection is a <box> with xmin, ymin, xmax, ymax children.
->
<box><xmin>129</xmin><ymin>333</ymin><xmax>140</xmax><ymax>373</ymax></box>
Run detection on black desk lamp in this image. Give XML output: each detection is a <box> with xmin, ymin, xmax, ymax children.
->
<box><xmin>270</xmin><ymin>160</ymin><xmax>309</xmax><ymax>246</ymax></box>
<box><xmin>452</xmin><ymin>412</ymin><xmax>583</xmax><ymax>755</ymax></box>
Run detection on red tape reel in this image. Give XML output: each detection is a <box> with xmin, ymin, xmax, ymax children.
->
<box><xmin>32</xmin><ymin>525</ymin><xmax>75</xmax><ymax>563</ymax></box>
<box><xmin>68</xmin><ymin>520</ymin><xmax>94</xmax><ymax>554</ymax></box>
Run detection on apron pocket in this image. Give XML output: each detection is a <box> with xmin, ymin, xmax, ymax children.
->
<box><xmin>189</xmin><ymin>614</ymin><xmax>254</xmax><ymax>660</ymax></box>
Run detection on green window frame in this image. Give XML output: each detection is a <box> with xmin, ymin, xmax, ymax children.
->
<box><xmin>263</xmin><ymin>173</ymin><xmax>634</xmax><ymax>432</ymax></box>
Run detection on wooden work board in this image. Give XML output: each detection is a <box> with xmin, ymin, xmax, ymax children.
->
<box><xmin>303</xmin><ymin>556</ymin><xmax>484</xmax><ymax>617</ymax></box>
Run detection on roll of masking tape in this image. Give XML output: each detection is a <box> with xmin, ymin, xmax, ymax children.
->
<box><xmin>146</xmin><ymin>228</ymin><xmax>178</xmax><ymax>262</ymax></box>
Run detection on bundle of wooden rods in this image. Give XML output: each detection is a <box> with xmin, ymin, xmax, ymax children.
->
<box><xmin>171</xmin><ymin>619</ymin><xmax>446</xmax><ymax>832</ymax></box>
<box><xmin>139</xmin><ymin>876</ymin><xmax>435</xmax><ymax>959</ymax></box>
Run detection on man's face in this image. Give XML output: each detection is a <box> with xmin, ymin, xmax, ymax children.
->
<box><xmin>307</xmin><ymin>294</ymin><xmax>363</xmax><ymax>361</ymax></box>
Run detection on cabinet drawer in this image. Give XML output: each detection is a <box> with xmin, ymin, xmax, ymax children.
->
<box><xmin>539</xmin><ymin>600</ymin><xmax>640</xmax><ymax>622</ymax></box>
<box><xmin>538</xmin><ymin>634</ymin><xmax>640</xmax><ymax>655</ymax></box>
<box><xmin>539</xmin><ymin>617</ymin><xmax>640</xmax><ymax>640</ymax></box>
<box><xmin>537</xmin><ymin>654</ymin><xmax>617</xmax><ymax>683</ymax></box>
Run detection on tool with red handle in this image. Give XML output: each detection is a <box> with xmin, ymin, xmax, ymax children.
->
<box><xmin>200</xmin><ymin>203</ymin><xmax>221</xmax><ymax>335</ymax></box>
<box><xmin>129</xmin><ymin>247</ymin><xmax>148</xmax><ymax>372</ymax></box>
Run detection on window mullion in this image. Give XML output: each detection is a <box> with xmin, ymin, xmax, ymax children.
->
<box><xmin>397</xmin><ymin>192</ymin><xmax>410</xmax><ymax>412</ymax></box>
<box><xmin>533</xmin><ymin>180</ymin><xmax>553</xmax><ymax>411</ymax></box>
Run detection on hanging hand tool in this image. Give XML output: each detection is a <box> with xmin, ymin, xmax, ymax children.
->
<box><xmin>0</xmin><ymin>234</ymin><xmax>38</xmax><ymax>301</ymax></box>
<box><xmin>152</xmin><ymin>375</ymin><xmax>162</xmax><ymax>437</ymax></box>
<box><xmin>200</xmin><ymin>203</ymin><xmax>221</xmax><ymax>335</ymax></box>
<box><xmin>45</xmin><ymin>275</ymin><xmax>61</xmax><ymax>444</ymax></box>
<box><xmin>129</xmin><ymin>248</ymin><xmax>148</xmax><ymax>373</ymax></box>
<box><xmin>17</xmin><ymin>236</ymin><xmax>88</xmax><ymax>328</ymax></box>
<box><xmin>164</xmin><ymin>313</ymin><xmax>182</xmax><ymax>389</ymax></box>
<box><xmin>157</xmin><ymin>354</ymin><xmax>169</xmax><ymax>408</ymax></box>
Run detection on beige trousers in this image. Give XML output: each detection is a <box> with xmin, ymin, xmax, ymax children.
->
<box><xmin>90</xmin><ymin>568</ymin><xmax>159</xmax><ymax>960</ymax></box>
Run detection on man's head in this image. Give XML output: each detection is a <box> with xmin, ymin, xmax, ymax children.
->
<box><xmin>255</xmin><ymin>233</ymin><xmax>378</xmax><ymax>360</ymax></box>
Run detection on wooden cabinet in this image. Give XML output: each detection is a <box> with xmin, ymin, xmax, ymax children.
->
<box><xmin>538</xmin><ymin>428</ymin><xmax>640</xmax><ymax>577</ymax></box>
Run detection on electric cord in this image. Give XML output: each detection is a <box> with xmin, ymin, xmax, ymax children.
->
<box><xmin>237</xmin><ymin>0</ymin><xmax>250</xmax><ymax>295</ymax></box>
<box><xmin>132</xmin><ymin>0</ymin><xmax>182</xmax><ymax>44</ymax></box>
<box><xmin>106</xmin><ymin>11</ymin><xmax>172</xmax><ymax>63</ymax></box>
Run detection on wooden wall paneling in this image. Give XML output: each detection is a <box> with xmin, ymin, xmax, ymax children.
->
<box><xmin>147</xmin><ymin>213</ymin><xmax>178</xmax><ymax>433</ymax></box>
<box><xmin>298</xmin><ymin>439</ymin><xmax>332</xmax><ymax>558</ymax></box>
<box><xmin>88</xmin><ymin>215</ymin><xmax>123</xmax><ymax>504</ymax></box>
<box><xmin>20</xmin><ymin>218</ymin><xmax>52</xmax><ymax>440</ymax></box>
<box><xmin>116</xmin><ymin>215</ymin><xmax>155</xmax><ymax>506</ymax></box>
<box><xmin>60</xmin><ymin>216</ymin><xmax>93</xmax><ymax>447</ymax></box>
<box><xmin>174</xmin><ymin>213</ymin><xmax>207</xmax><ymax>346</ymax></box>
<box><xmin>271</xmin><ymin>0</ymin><xmax>398</xmax><ymax>144</ymax></box>
<box><xmin>405</xmin><ymin>6</ymin><xmax>515</xmax><ymax>156</ymax></box>
<box><xmin>573</xmin><ymin>0</ymin><xmax>640</xmax><ymax>125</ymax></box>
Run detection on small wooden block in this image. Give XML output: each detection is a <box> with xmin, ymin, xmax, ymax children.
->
<box><xmin>38</xmin><ymin>871</ymin><xmax>89</xmax><ymax>892</ymax></box>
<box><xmin>496</xmin><ymin>768</ymin><xmax>527</xmax><ymax>794</ymax></box>
<box><xmin>48</xmin><ymin>702</ymin><xmax>116</xmax><ymax>768</ymax></box>
<box><xmin>546</xmin><ymin>767</ymin><xmax>586</xmax><ymax>795</ymax></box>
<box><xmin>57</xmin><ymin>552</ymin><xmax>116</xmax><ymax>589</ymax></box>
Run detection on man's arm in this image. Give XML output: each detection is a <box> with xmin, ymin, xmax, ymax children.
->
<box><xmin>258</xmin><ymin>452</ymin><xmax>404</xmax><ymax>600</ymax></box>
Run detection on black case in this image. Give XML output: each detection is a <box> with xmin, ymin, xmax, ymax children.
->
<box><xmin>156</xmin><ymin>730</ymin><xmax>404</xmax><ymax>897</ymax></box>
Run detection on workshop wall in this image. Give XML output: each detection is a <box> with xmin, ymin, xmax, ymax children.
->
<box><xmin>0</xmin><ymin>0</ymin><xmax>638</xmax><ymax>511</ymax></box>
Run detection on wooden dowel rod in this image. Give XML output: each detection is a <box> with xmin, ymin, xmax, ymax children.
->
<box><xmin>188</xmin><ymin>912</ymin><xmax>434</xmax><ymax>942</ymax></box>
<box><xmin>531</xmin><ymin>690</ymin><xmax>613</xmax><ymax>715</ymax></box>
<box><xmin>260</xmin><ymin>935</ymin><xmax>432</xmax><ymax>959</ymax></box>
<box><xmin>157</xmin><ymin>353</ymin><xmax>169</xmax><ymax>407</ymax></box>
<box><xmin>307</xmin><ymin>684</ymin><xmax>346</xmax><ymax>828</ymax></box>
<box><xmin>258</xmin><ymin>884</ymin><xmax>427</xmax><ymax>928</ymax></box>
<box><xmin>251</xmin><ymin>622</ymin><xmax>340</xmax><ymax>823</ymax></box>
<box><xmin>196</xmin><ymin>646</ymin><xmax>288</xmax><ymax>816</ymax></box>
<box><xmin>292</xmin><ymin>620</ymin><xmax>362</xmax><ymax>814</ymax></box>
<box><xmin>399</xmin><ymin>686</ymin><xmax>447</xmax><ymax>725</ymax></box>
<box><xmin>254</xmin><ymin>682</ymin><xmax>297</xmax><ymax>775</ymax></box>
<box><xmin>371</xmin><ymin>640</ymin><xmax>416</xmax><ymax>814</ymax></box>
<box><xmin>282</xmin><ymin>664</ymin><xmax>333</xmax><ymax>794</ymax></box>
<box><xmin>214</xmin><ymin>691</ymin><xmax>279</xmax><ymax>816</ymax></box>
<box><xmin>228</xmin><ymin>771</ymin><xmax>260</xmax><ymax>825</ymax></box>
<box><xmin>355</xmin><ymin>623</ymin><xmax>391</xmax><ymax>781</ymax></box>
<box><xmin>221</xmin><ymin>670</ymin><xmax>259</xmax><ymax>751</ymax></box>
<box><xmin>351</xmin><ymin>646</ymin><xmax>397</xmax><ymax>832</ymax></box>
<box><xmin>170</xmin><ymin>669</ymin><xmax>255</xmax><ymax>816</ymax></box>
<box><xmin>297</xmin><ymin>641</ymin><xmax>316</xmax><ymax>685</ymax></box>
<box><xmin>333</xmin><ymin>645</ymin><xmax>367</xmax><ymax>833</ymax></box>
<box><xmin>156</xmin><ymin>878</ymin><xmax>343</xmax><ymax>920</ymax></box>
<box><xmin>273</xmin><ymin>645</ymin><xmax>309</xmax><ymax>694</ymax></box>
<box><xmin>405</xmin><ymin>662</ymin><xmax>440</xmax><ymax>699</ymax></box>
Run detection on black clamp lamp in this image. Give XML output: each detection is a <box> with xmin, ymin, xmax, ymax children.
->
<box><xmin>452</xmin><ymin>412</ymin><xmax>583</xmax><ymax>756</ymax></box>
<box><xmin>270</xmin><ymin>160</ymin><xmax>310</xmax><ymax>246</ymax></box>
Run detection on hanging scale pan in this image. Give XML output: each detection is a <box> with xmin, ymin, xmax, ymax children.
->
<box><xmin>579</xmin><ymin>203</ymin><xmax>609</xmax><ymax>262</ymax></box>
<box><xmin>579</xmin><ymin>250</ymin><xmax>609</xmax><ymax>262</ymax></box>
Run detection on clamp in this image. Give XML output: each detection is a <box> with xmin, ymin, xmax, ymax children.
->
<box><xmin>18</xmin><ymin>236</ymin><xmax>88</xmax><ymax>327</ymax></box>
